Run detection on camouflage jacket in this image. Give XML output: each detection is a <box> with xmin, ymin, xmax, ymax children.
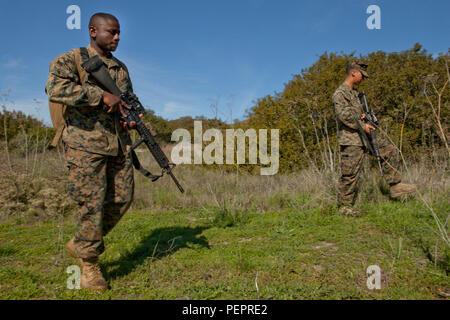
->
<box><xmin>46</xmin><ymin>44</ymin><xmax>133</xmax><ymax>156</ymax></box>
<box><xmin>332</xmin><ymin>82</ymin><xmax>366</xmax><ymax>146</ymax></box>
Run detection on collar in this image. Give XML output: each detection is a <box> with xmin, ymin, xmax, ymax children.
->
<box><xmin>342</xmin><ymin>82</ymin><xmax>351</xmax><ymax>90</ymax></box>
<box><xmin>86</xmin><ymin>44</ymin><xmax>120</xmax><ymax>68</ymax></box>
<box><xmin>342</xmin><ymin>81</ymin><xmax>359</xmax><ymax>93</ymax></box>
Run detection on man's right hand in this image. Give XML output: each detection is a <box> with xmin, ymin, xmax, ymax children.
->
<box><xmin>361</xmin><ymin>113</ymin><xmax>376</xmax><ymax>134</ymax></box>
<box><xmin>102</xmin><ymin>91</ymin><xmax>142</xmax><ymax>130</ymax></box>
<box><xmin>102</xmin><ymin>91</ymin><xmax>129</xmax><ymax>118</ymax></box>
<box><xmin>364</xmin><ymin>124</ymin><xmax>376</xmax><ymax>134</ymax></box>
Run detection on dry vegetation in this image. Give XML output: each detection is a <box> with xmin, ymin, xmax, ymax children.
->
<box><xmin>1</xmin><ymin>140</ymin><xmax>448</xmax><ymax>230</ymax></box>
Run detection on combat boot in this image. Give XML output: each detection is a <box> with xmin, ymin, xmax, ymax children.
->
<box><xmin>338</xmin><ymin>205</ymin><xmax>362</xmax><ymax>217</ymax></box>
<box><xmin>389</xmin><ymin>182</ymin><xmax>417</xmax><ymax>199</ymax></box>
<box><xmin>65</xmin><ymin>238</ymin><xmax>81</xmax><ymax>262</ymax></box>
<box><xmin>80</xmin><ymin>257</ymin><xmax>108</xmax><ymax>290</ymax></box>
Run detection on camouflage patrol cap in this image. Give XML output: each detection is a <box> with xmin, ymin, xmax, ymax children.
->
<box><xmin>349</xmin><ymin>59</ymin><xmax>369</xmax><ymax>78</ymax></box>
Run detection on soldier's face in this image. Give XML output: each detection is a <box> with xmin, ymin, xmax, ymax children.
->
<box><xmin>90</xmin><ymin>19</ymin><xmax>121</xmax><ymax>52</ymax></box>
<box><xmin>352</xmin><ymin>70</ymin><xmax>363</xmax><ymax>85</ymax></box>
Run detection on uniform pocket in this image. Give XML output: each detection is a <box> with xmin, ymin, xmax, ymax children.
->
<box><xmin>65</xmin><ymin>148</ymin><xmax>106</xmax><ymax>202</ymax></box>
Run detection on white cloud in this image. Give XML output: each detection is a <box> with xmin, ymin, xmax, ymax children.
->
<box><xmin>119</xmin><ymin>55</ymin><xmax>210</xmax><ymax>118</ymax></box>
<box><xmin>162</xmin><ymin>101</ymin><xmax>196</xmax><ymax>118</ymax></box>
<box><xmin>1</xmin><ymin>96</ymin><xmax>50</xmax><ymax>125</ymax></box>
<box><xmin>2</xmin><ymin>58</ymin><xmax>25</xmax><ymax>69</ymax></box>
<box><xmin>121</xmin><ymin>54</ymin><xmax>267</xmax><ymax>122</ymax></box>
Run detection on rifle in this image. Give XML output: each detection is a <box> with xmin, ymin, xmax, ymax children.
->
<box><xmin>81</xmin><ymin>55</ymin><xmax>185</xmax><ymax>193</ymax></box>
<box><xmin>357</xmin><ymin>92</ymin><xmax>383</xmax><ymax>176</ymax></box>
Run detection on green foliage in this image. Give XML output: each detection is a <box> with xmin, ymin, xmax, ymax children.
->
<box><xmin>140</xmin><ymin>110</ymin><xmax>229</xmax><ymax>146</ymax></box>
<box><xmin>0</xmin><ymin>107</ymin><xmax>54</xmax><ymax>152</ymax></box>
<box><xmin>244</xmin><ymin>44</ymin><xmax>449</xmax><ymax>172</ymax></box>
<box><xmin>168</xmin><ymin>115</ymin><xmax>228</xmax><ymax>142</ymax></box>
<box><xmin>141</xmin><ymin>108</ymin><xmax>173</xmax><ymax>143</ymax></box>
<box><xmin>211</xmin><ymin>207</ymin><xmax>249</xmax><ymax>228</ymax></box>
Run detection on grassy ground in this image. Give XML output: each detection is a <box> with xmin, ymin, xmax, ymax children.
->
<box><xmin>0</xmin><ymin>147</ymin><xmax>448</xmax><ymax>299</ymax></box>
<box><xmin>0</xmin><ymin>196</ymin><xmax>448</xmax><ymax>299</ymax></box>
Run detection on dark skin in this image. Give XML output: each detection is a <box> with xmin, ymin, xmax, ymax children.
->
<box><xmin>89</xmin><ymin>17</ymin><xmax>142</xmax><ymax>130</ymax></box>
<box><xmin>344</xmin><ymin>69</ymin><xmax>375</xmax><ymax>134</ymax></box>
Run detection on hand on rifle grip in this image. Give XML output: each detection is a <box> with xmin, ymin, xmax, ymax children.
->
<box><xmin>364</xmin><ymin>124</ymin><xmax>376</xmax><ymax>134</ymax></box>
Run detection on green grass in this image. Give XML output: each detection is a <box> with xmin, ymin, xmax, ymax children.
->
<box><xmin>0</xmin><ymin>198</ymin><xmax>448</xmax><ymax>300</ymax></box>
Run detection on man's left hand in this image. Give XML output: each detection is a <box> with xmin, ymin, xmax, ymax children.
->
<box><xmin>120</xmin><ymin>111</ymin><xmax>144</xmax><ymax>130</ymax></box>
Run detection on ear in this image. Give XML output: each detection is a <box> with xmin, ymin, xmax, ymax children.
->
<box><xmin>89</xmin><ymin>26</ymin><xmax>97</xmax><ymax>39</ymax></box>
<box><xmin>351</xmin><ymin>70</ymin><xmax>362</xmax><ymax>79</ymax></box>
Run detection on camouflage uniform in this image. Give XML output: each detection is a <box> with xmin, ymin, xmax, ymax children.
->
<box><xmin>333</xmin><ymin>81</ymin><xmax>402</xmax><ymax>206</ymax></box>
<box><xmin>46</xmin><ymin>45</ymin><xmax>134</xmax><ymax>259</ymax></box>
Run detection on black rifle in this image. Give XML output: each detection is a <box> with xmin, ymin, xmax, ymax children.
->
<box><xmin>82</xmin><ymin>55</ymin><xmax>185</xmax><ymax>193</ymax></box>
<box><xmin>357</xmin><ymin>92</ymin><xmax>383</xmax><ymax>176</ymax></box>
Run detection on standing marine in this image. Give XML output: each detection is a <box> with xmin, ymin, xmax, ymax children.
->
<box><xmin>46</xmin><ymin>13</ymin><xmax>140</xmax><ymax>290</ymax></box>
<box><xmin>332</xmin><ymin>59</ymin><xmax>416</xmax><ymax>216</ymax></box>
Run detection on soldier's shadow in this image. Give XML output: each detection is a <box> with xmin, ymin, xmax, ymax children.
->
<box><xmin>104</xmin><ymin>225</ymin><xmax>210</xmax><ymax>280</ymax></box>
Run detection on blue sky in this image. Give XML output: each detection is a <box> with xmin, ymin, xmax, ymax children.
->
<box><xmin>0</xmin><ymin>0</ymin><xmax>449</xmax><ymax>124</ymax></box>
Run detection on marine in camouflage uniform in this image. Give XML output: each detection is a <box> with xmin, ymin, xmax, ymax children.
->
<box><xmin>46</xmin><ymin>13</ymin><xmax>136</xmax><ymax>289</ymax></box>
<box><xmin>333</xmin><ymin>60</ymin><xmax>416</xmax><ymax>216</ymax></box>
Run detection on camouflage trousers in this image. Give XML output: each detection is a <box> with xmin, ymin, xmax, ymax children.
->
<box><xmin>65</xmin><ymin>146</ymin><xmax>134</xmax><ymax>259</ymax></box>
<box><xmin>338</xmin><ymin>138</ymin><xmax>402</xmax><ymax>206</ymax></box>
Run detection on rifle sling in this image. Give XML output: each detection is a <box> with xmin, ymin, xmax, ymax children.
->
<box><xmin>130</xmin><ymin>150</ymin><xmax>160</xmax><ymax>182</ymax></box>
<box><xmin>79</xmin><ymin>47</ymin><xmax>89</xmax><ymax>64</ymax></box>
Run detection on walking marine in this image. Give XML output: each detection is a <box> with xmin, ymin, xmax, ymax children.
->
<box><xmin>46</xmin><ymin>13</ymin><xmax>138</xmax><ymax>290</ymax></box>
<box><xmin>333</xmin><ymin>59</ymin><xmax>416</xmax><ymax>216</ymax></box>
